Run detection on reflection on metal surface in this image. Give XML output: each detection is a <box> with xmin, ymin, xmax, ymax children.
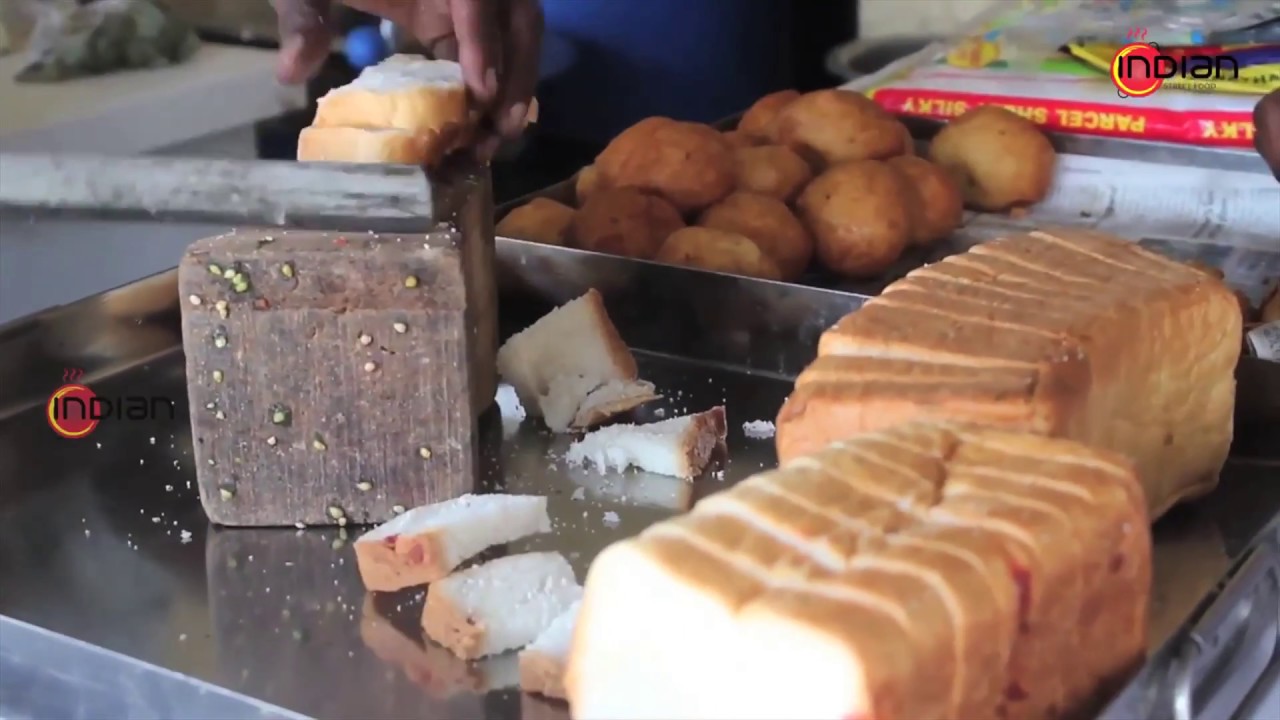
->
<box><xmin>0</xmin><ymin>615</ymin><xmax>309</xmax><ymax>720</ymax></box>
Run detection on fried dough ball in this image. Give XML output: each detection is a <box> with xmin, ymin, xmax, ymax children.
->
<box><xmin>575</xmin><ymin>165</ymin><xmax>606</xmax><ymax>207</ymax></box>
<box><xmin>595</xmin><ymin>117</ymin><xmax>735</xmax><ymax>213</ymax></box>
<box><xmin>797</xmin><ymin>160</ymin><xmax>913</xmax><ymax>278</ymax></box>
<box><xmin>698</xmin><ymin>192</ymin><xmax>813</xmax><ymax>281</ymax></box>
<box><xmin>886</xmin><ymin>156</ymin><xmax>964</xmax><ymax>246</ymax></box>
<box><xmin>731</xmin><ymin>145</ymin><xmax>813</xmax><ymax>203</ymax></box>
<box><xmin>723</xmin><ymin>130</ymin><xmax>762</xmax><ymax>148</ymax></box>
<box><xmin>738</xmin><ymin>89</ymin><xmax>801</xmax><ymax>141</ymax></box>
<box><xmin>495</xmin><ymin>198</ymin><xmax>576</xmax><ymax>246</ymax></box>
<box><xmin>655</xmin><ymin>227</ymin><xmax>783</xmax><ymax>280</ymax></box>
<box><xmin>900</xmin><ymin>124</ymin><xmax>917</xmax><ymax>156</ymax></box>
<box><xmin>772</xmin><ymin>89</ymin><xmax>908</xmax><ymax>167</ymax></box>
<box><xmin>569</xmin><ymin>188</ymin><xmax>685</xmax><ymax>260</ymax></box>
<box><xmin>928</xmin><ymin>105</ymin><xmax>1057</xmax><ymax>212</ymax></box>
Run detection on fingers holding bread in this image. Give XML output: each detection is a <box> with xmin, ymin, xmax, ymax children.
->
<box><xmin>297</xmin><ymin>54</ymin><xmax>536</xmax><ymax>165</ymax></box>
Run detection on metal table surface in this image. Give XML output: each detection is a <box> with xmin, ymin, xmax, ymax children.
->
<box><xmin>1</xmin><ymin>230</ymin><xmax>1278</xmax><ymax>720</ymax></box>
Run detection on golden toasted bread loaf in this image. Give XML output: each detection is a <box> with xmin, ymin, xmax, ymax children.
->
<box><xmin>777</xmin><ymin>228</ymin><xmax>1241</xmax><ymax>518</ymax></box>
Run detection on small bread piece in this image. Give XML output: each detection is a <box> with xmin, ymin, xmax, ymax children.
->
<box><xmin>575</xmin><ymin>165</ymin><xmax>606</xmax><ymax>207</ymax></box>
<box><xmin>732</xmin><ymin>145</ymin><xmax>815</xmax><ymax>203</ymax></box>
<box><xmin>423</xmin><ymin>552</ymin><xmax>582</xmax><ymax>660</ymax></box>
<box><xmin>779</xmin><ymin>228</ymin><xmax>1241</xmax><ymax>517</ymax></box>
<box><xmin>496</xmin><ymin>198</ymin><xmax>576</xmax><ymax>246</ymax></box>
<box><xmin>313</xmin><ymin>55</ymin><xmax>470</xmax><ymax>134</ymax></box>
<box><xmin>796</xmin><ymin>160</ymin><xmax>912</xmax><ymax>278</ymax></box>
<box><xmin>887</xmin><ymin>156</ymin><xmax>965</xmax><ymax>246</ymax></box>
<box><xmin>595</xmin><ymin>117</ymin><xmax>736</xmax><ymax>212</ymax></box>
<box><xmin>929</xmin><ymin>105</ymin><xmax>1056</xmax><ymax>211</ymax></box>
<box><xmin>497</xmin><ymin>289</ymin><xmax>639</xmax><ymax>417</ymax></box>
<box><xmin>354</xmin><ymin>494</ymin><xmax>551</xmax><ymax>592</ymax></box>
<box><xmin>539</xmin><ymin>376</ymin><xmax>661</xmax><ymax>433</ymax></box>
<box><xmin>772</xmin><ymin>89</ymin><xmax>908</xmax><ymax>167</ymax></box>
<box><xmin>569</xmin><ymin>188</ymin><xmax>685</xmax><ymax>260</ymax></box>
<box><xmin>567</xmin><ymin>406</ymin><xmax>727</xmax><ymax>479</ymax></box>
<box><xmin>699</xmin><ymin>192</ymin><xmax>813</xmax><ymax>280</ymax></box>
<box><xmin>656</xmin><ymin>227</ymin><xmax>784</xmax><ymax>281</ymax></box>
<box><xmin>723</xmin><ymin>129</ymin><xmax>763</xmax><ymax>148</ymax></box>
<box><xmin>739</xmin><ymin>89</ymin><xmax>801</xmax><ymax>141</ymax></box>
<box><xmin>519</xmin><ymin>600</ymin><xmax>581</xmax><ymax>699</ymax></box>
<box><xmin>297</xmin><ymin>126</ymin><xmax>441</xmax><ymax>164</ymax></box>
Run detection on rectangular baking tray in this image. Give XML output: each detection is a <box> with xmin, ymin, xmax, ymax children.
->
<box><xmin>0</xmin><ymin>224</ymin><xmax>1277</xmax><ymax>719</ymax></box>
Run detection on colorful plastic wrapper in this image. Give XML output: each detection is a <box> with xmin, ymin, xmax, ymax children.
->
<box><xmin>863</xmin><ymin>0</ymin><xmax>1280</xmax><ymax>148</ymax></box>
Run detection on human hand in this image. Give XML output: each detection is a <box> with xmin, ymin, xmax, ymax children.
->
<box><xmin>1255</xmin><ymin>88</ymin><xmax>1280</xmax><ymax>181</ymax></box>
<box><xmin>274</xmin><ymin>0</ymin><xmax>543</xmax><ymax>140</ymax></box>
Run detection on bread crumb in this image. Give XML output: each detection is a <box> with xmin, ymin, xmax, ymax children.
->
<box><xmin>571</xmin><ymin>487</ymin><xmax>586</xmax><ymax>501</ymax></box>
<box><xmin>603</xmin><ymin>511</ymin><xmax>620</xmax><ymax>527</ymax></box>
<box><xmin>742</xmin><ymin>420</ymin><xmax>776</xmax><ymax>439</ymax></box>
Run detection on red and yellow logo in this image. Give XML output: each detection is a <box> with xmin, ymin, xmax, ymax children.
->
<box><xmin>1111</xmin><ymin>42</ymin><xmax>1164</xmax><ymax>98</ymax></box>
<box><xmin>48</xmin><ymin>369</ymin><xmax>100</xmax><ymax>439</ymax></box>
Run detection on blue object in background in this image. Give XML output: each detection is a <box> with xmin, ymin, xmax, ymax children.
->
<box><xmin>538</xmin><ymin>0</ymin><xmax>791</xmax><ymax>144</ymax></box>
<box><xmin>344</xmin><ymin>25</ymin><xmax>390</xmax><ymax>71</ymax></box>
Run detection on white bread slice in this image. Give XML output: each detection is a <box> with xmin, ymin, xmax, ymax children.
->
<box><xmin>422</xmin><ymin>551</ymin><xmax>582</xmax><ymax>660</ymax></box>
<box><xmin>497</xmin><ymin>289</ymin><xmax>640</xmax><ymax>420</ymax></box>
<box><xmin>519</xmin><ymin>600</ymin><xmax>581</xmax><ymax>699</ymax></box>
<box><xmin>297</xmin><ymin>126</ymin><xmax>442</xmax><ymax>165</ymax></box>
<box><xmin>541</xmin><ymin>376</ymin><xmax>661</xmax><ymax>433</ymax></box>
<box><xmin>354</xmin><ymin>494</ymin><xmax>551</xmax><ymax>592</ymax></box>
<box><xmin>314</xmin><ymin>55</ymin><xmax>470</xmax><ymax>134</ymax></box>
<box><xmin>566</xmin><ymin>406</ymin><xmax>727</xmax><ymax>480</ymax></box>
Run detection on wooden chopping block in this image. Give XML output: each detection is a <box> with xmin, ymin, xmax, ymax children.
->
<box><xmin>179</xmin><ymin>228</ymin><xmax>497</xmax><ymax>527</ymax></box>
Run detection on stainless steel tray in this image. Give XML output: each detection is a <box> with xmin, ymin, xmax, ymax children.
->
<box><xmin>1</xmin><ymin>226</ymin><xmax>1278</xmax><ymax>720</ymax></box>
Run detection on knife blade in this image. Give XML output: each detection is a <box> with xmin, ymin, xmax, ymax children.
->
<box><xmin>0</xmin><ymin>153</ymin><xmax>473</xmax><ymax>235</ymax></box>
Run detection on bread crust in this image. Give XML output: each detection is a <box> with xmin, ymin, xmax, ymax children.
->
<box><xmin>519</xmin><ymin>649</ymin><xmax>568</xmax><ymax>699</ymax></box>
<box><xmin>354</xmin><ymin>528</ymin><xmax>452</xmax><ymax>592</ymax></box>
<box><xmin>422</xmin><ymin>585</ymin><xmax>488</xmax><ymax>660</ymax></box>
<box><xmin>314</xmin><ymin>84</ymin><xmax>470</xmax><ymax>135</ymax></box>
<box><xmin>297</xmin><ymin>126</ymin><xmax>458</xmax><ymax>165</ymax></box>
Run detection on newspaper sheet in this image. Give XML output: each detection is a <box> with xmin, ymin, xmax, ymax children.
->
<box><xmin>953</xmin><ymin>154</ymin><xmax>1280</xmax><ymax>303</ymax></box>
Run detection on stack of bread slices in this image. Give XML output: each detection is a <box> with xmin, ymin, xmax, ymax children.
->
<box><xmin>297</xmin><ymin>54</ymin><xmax>536</xmax><ymax>166</ymax></box>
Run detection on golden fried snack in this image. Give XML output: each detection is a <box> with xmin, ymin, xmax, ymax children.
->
<box><xmin>495</xmin><ymin>198</ymin><xmax>576</xmax><ymax>246</ymax></box>
<box><xmin>772</xmin><ymin>89</ymin><xmax>908</xmax><ymax>167</ymax></box>
<box><xmin>886</xmin><ymin>156</ymin><xmax>964</xmax><ymax>246</ymax></box>
<box><xmin>738</xmin><ymin>89</ymin><xmax>801</xmax><ymax>141</ymax></box>
<box><xmin>731</xmin><ymin>145</ymin><xmax>814</xmax><ymax>203</ymax></box>
<box><xmin>595</xmin><ymin>117</ymin><xmax>735</xmax><ymax>213</ymax></box>
<box><xmin>900</xmin><ymin>124</ymin><xmax>917</xmax><ymax>156</ymax></box>
<box><xmin>928</xmin><ymin>105</ymin><xmax>1057</xmax><ymax>212</ymax></box>
<box><xmin>698</xmin><ymin>192</ymin><xmax>813</xmax><ymax>281</ymax></box>
<box><xmin>655</xmin><ymin>227</ymin><xmax>783</xmax><ymax>280</ymax></box>
<box><xmin>575</xmin><ymin>165</ymin><xmax>606</xmax><ymax>207</ymax></box>
<box><xmin>723</xmin><ymin>130</ymin><xmax>762</xmax><ymax>148</ymax></box>
<box><xmin>796</xmin><ymin>160</ymin><xmax>913</xmax><ymax>278</ymax></box>
<box><xmin>569</xmin><ymin>188</ymin><xmax>685</xmax><ymax>260</ymax></box>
